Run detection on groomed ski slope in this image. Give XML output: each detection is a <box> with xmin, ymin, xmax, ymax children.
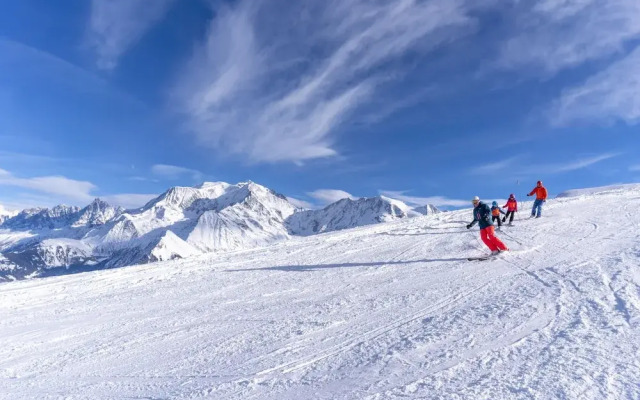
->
<box><xmin>2</xmin><ymin>186</ymin><xmax>640</xmax><ymax>399</ymax></box>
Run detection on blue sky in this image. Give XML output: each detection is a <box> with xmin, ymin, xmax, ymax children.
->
<box><xmin>0</xmin><ymin>0</ymin><xmax>639</xmax><ymax>212</ymax></box>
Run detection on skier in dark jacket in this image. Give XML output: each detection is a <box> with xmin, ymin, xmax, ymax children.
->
<box><xmin>467</xmin><ymin>196</ymin><xmax>509</xmax><ymax>255</ymax></box>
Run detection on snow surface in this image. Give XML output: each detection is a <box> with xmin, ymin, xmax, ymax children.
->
<box><xmin>1</xmin><ymin>186</ymin><xmax>640</xmax><ymax>399</ymax></box>
<box><xmin>556</xmin><ymin>183</ymin><xmax>640</xmax><ymax>198</ymax></box>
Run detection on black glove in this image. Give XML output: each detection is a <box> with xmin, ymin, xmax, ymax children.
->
<box><xmin>466</xmin><ymin>224</ymin><xmax>472</xmax><ymax>229</ymax></box>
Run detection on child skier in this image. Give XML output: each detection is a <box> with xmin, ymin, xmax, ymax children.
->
<box><xmin>467</xmin><ymin>196</ymin><xmax>509</xmax><ymax>255</ymax></box>
<box><xmin>491</xmin><ymin>201</ymin><xmax>506</xmax><ymax>230</ymax></box>
<box><xmin>502</xmin><ymin>194</ymin><xmax>518</xmax><ymax>225</ymax></box>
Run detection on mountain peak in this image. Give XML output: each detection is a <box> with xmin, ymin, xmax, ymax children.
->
<box><xmin>72</xmin><ymin>198</ymin><xmax>123</xmax><ymax>228</ymax></box>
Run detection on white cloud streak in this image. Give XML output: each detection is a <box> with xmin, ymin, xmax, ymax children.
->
<box><xmin>497</xmin><ymin>0</ymin><xmax>640</xmax><ymax>75</ymax></box>
<box><xmin>471</xmin><ymin>153</ymin><xmax>620</xmax><ymax>176</ymax></box>
<box><xmin>173</xmin><ymin>0</ymin><xmax>475</xmax><ymax>163</ymax></box>
<box><xmin>472</xmin><ymin>157</ymin><xmax>520</xmax><ymax>175</ymax></box>
<box><xmin>151</xmin><ymin>164</ymin><xmax>203</xmax><ymax>181</ymax></box>
<box><xmin>549</xmin><ymin>153</ymin><xmax>621</xmax><ymax>173</ymax></box>
<box><xmin>380</xmin><ymin>190</ymin><xmax>469</xmax><ymax>207</ymax></box>
<box><xmin>0</xmin><ymin>168</ymin><xmax>159</xmax><ymax>210</ymax></box>
<box><xmin>307</xmin><ymin>189</ymin><xmax>357</xmax><ymax>205</ymax></box>
<box><xmin>552</xmin><ymin>45</ymin><xmax>640</xmax><ymax>126</ymax></box>
<box><xmin>0</xmin><ymin>168</ymin><xmax>96</xmax><ymax>203</ymax></box>
<box><xmin>87</xmin><ymin>0</ymin><xmax>175</xmax><ymax>70</ymax></box>
<box><xmin>0</xmin><ymin>38</ymin><xmax>143</xmax><ymax>108</ymax></box>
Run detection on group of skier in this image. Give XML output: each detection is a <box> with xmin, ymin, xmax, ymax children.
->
<box><xmin>467</xmin><ymin>181</ymin><xmax>548</xmax><ymax>256</ymax></box>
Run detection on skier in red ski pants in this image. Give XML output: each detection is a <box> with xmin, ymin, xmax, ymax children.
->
<box><xmin>480</xmin><ymin>226</ymin><xmax>507</xmax><ymax>252</ymax></box>
<box><xmin>467</xmin><ymin>196</ymin><xmax>509</xmax><ymax>255</ymax></box>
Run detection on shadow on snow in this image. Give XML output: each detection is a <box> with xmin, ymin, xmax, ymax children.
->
<box><xmin>226</xmin><ymin>258</ymin><xmax>467</xmax><ymax>272</ymax></box>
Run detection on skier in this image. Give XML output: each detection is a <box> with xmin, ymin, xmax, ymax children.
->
<box><xmin>527</xmin><ymin>181</ymin><xmax>548</xmax><ymax>218</ymax></box>
<box><xmin>467</xmin><ymin>196</ymin><xmax>509</xmax><ymax>255</ymax></box>
<box><xmin>491</xmin><ymin>201</ymin><xmax>506</xmax><ymax>230</ymax></box>
<box><xmin>502</xmin><ymin>194</ymin><xmax>518</xmax><ymax>225</ymax></box>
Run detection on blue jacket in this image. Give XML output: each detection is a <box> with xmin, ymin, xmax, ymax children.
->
<box><xmin>469</xmin><ymin>202</ymin><xmax>493</xmax><ymax>229</ymax></box>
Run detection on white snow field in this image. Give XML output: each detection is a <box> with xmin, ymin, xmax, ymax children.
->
<box><xmin>1</xmin><ymin>185</ymin><xmax>640</xmax><ymax>399</ymax></box>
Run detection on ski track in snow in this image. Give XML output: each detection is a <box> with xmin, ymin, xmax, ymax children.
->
<box><xmin>2</xmin><ymin>191</ymin><xmax>640</xmax><ymax>399</ymax></box>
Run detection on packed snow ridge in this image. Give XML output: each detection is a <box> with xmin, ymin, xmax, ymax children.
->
<box><xmin>0</xmin><ymin>181</ymin><xmax>439</xmax><ymax>280</ymax></box>
<box><xmin>1</xmin><ymin>184</ymin><xmax>639</xmax><ymax>399</ymax></box>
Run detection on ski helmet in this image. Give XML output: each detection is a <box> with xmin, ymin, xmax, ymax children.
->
<box><xmin>492</xmin><ymin>201</ymin><xmax>498</xmax><ymax>206</ymax></box>
<box><xmin>472</xmin><ymin>196</ymin><xmax>480</xmax><ymax>204</ymax></box>
<box><xmin>537</xmin><ymin>180</ymin><xmax>542</xmax><ymax>186</ymax></box>
<box><xmin>509</xmin><ymin>193</ymin><xmax>515</xmax><ymax>198</ymax></box>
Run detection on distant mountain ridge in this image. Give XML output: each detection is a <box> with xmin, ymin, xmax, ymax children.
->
<box><xmin>288</xmin><ymin>196</ymin><xmax>425</xmax><ymax>236</ymax></box>
<box><xmin>0</xmin><ymin>181</ymin><xmax>439</xmax><ymax>280</ymax></box>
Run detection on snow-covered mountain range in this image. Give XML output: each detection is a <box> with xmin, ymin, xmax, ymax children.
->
<box><xmin>0</xmin><ymin>181</ymin><xmax>438</xmax><ymax>280</ymax></box>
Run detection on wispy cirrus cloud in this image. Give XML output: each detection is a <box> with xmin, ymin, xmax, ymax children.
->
<box><xmin>87</xmin><ymin>0</ymin><xmax>175</xmax><ymax>70</ymax></box>
<box><xmin>630</xmin><ymin>165</ymin><xmax>640</xmax><ymax>172</ymax></box>
<box><xmin>496</xmin><ymin>0</ymin><xmax>640</xmax><ymax>75</ymax></box>
<box><xmin>472</xmin><ymin>153</ymin><xmax>620</xmax><ymax>176</ymax></box>
<box><xmin>0</xmin><ymin>151</ymin><xmax>61</xmax><ymax>163</ymax></box>
<box><xmin>151</xmin><ymin>164</ymin><xmax>203</xmax><ymax>181</ymax></box>
<box><xmin>173</xmin><ymin>0</ymin><xmax>477</xmax><ymax>164</ymax></box>
<box><xmin>549</xmin><ymin>153</ymin><xmax>621</xmax><ymax>173</ymax></box>
<box><xmin>0</xmin><ymin>38</ymin><xmax>144</xmax><ymax>108</ymax></box>
<box><xmin>472</xmin><ymin>156</ymin><xmax>520</xmax><ymax>175</ymax></box>
<box><xmin>551</xmin><ymin>45</ymin><xmax>640</xmax><ymax>126</ymax></box>
<box><xmin>379</xmin><ymin>190</ymin><xmax>469</xmax><ymax>208</ymax></box>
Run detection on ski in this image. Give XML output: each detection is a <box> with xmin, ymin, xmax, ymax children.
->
<box><xmin>467</xmin><ymin>256</ymin><xmax>494</xmax><ymax>261</ymax></box>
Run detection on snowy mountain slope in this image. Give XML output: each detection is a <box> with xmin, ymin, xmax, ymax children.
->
<box><xmin>287</xmin><ymin>195</ymin><xmax>428</xmax><ymax>236</ymax></box>
<box><xmin>0</xmin><ymin>182</ymin><xmax>426</xmax><ymax>278</ymax></box>
<box><xmin>2</xmin><ymin>185</ymin><xmax>639</xmax><ymax>399</ymax></box>
<box><xmin>412</xmin><ymin>203</ymin><xmax>440</xmax><ymax>215</ymax></box>
<box><xmin>185</xmin><ymin>181</ymin><xmax>297</xmax><ymax>252</ymax></box>
<box><xmin>147</xmin><ymin>231</ymin><xmax>201</xmax><ymax>262</ymax></box>
<box><xmin>1</xmin><ymin>205</ymin><xmax>80</xmax><ymax>230</ymax></box>
<box><xmin>0</xmin><ymin>253</ymin><xmax>19</xmax><ymax>278</ymax></box>
<box><xmin>0</xmin><ymin>238</ymin><xmax>98</xmax><ymax>280</ymax></box>
<box><xmin>98</xmin><ymin>181</ymin><xmax>298</xmax><ymax>261</ymax></box>
<box><xmin>103</xmin><ymin>230</ymin><xmax>202</xmax><ymax>268</ymax></box>
<box><xmin>71</xmin><ymin>198</ymin><xmax>123</xmax><ymax>228</ymax></box>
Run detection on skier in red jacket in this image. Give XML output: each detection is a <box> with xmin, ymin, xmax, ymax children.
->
<box><xmin>527</xmin><ymin>181</ymin><xmax>548</xmax><ymax>218</ymax></box>
<box><xmin>502</xmin><ymin>194</ymin><xmax>518</xmax><ymax>225</ymax></box>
